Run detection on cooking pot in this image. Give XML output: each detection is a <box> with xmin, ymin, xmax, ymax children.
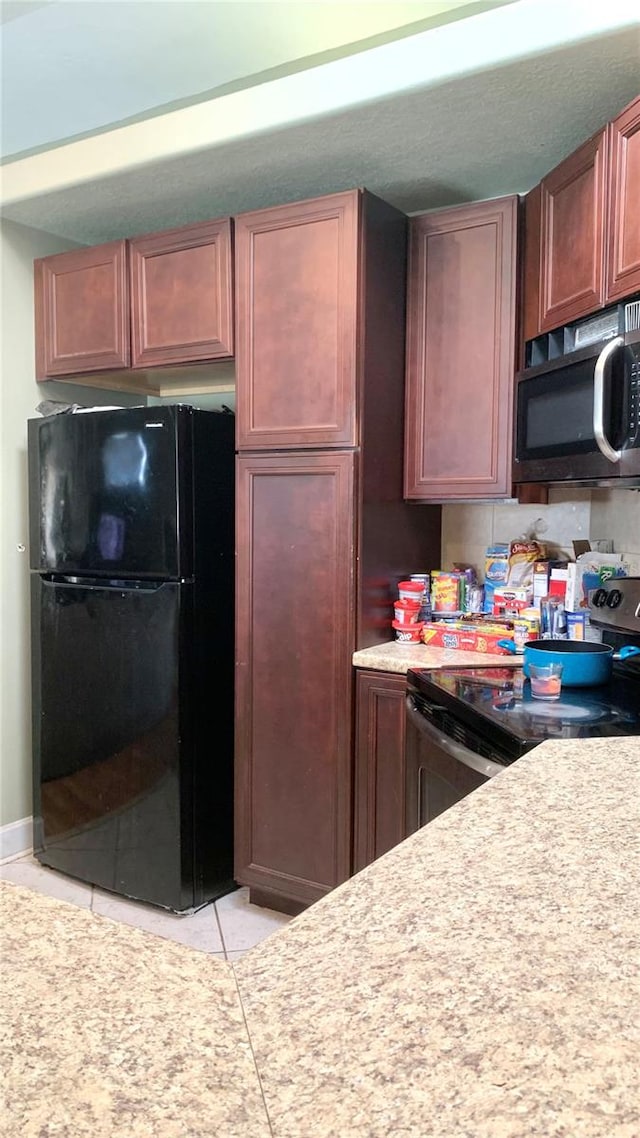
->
<box><xmin>498</xmin><ymin>639</ymin><xmax>640</xmax><ymax>687</ymax></box>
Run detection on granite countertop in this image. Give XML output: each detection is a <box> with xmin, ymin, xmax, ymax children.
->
<box><xmin>353</xmin><ymin>639</ymin><xmax>521</xmax><ymax>673</ymax></box>
<box><xmin>4</xmin><ymin>736</ymin><xmax>640</xmax><ymax>1137</ymax></box>
<box><xmin>1</xmin><ymin>884</ymin><xmax>271</xmax><ymax>1138</ymax></box>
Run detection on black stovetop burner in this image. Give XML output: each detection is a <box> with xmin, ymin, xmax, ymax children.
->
<box><xmin>408</xmin><ymin>664</ymin><xmax>640</xmax><ymax>757</ymax></box>
<box><xmin>407</xmin><ymin>577</ymin><xmax>640</xmax><ymax>764</ymax></box>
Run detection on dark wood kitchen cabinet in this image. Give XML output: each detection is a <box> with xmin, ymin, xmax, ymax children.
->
<box><xmin>234</xmin><ymin>189</ymin><xmax>441</xmax><ymax>912</ymax></box>
<box><xmin>129</xmin><ymin>218</ymin><xmax>234</xmax><ymax>367</ymax></box>
<box><xmin>235</xmin><ymin>452</ymin><xmax>356</xmax><ymax>909</ymax></box>
<box><xmin>234</xmin><ymin>191</ymin><xmax>359</xmax><ymax>450</ymax></box>
<box><xmin>538</xmin><ymin>130</ymin><xmax>607</xmax><ymax>332</ymax></box>
<box><xmin>606</xmin><ymin>94</ymin><xmax>640</xmax><ymax>303</ymax></box>
<box><xmin>522</xmin><ymin>96</ymin><xmax>640</xmax><ymax>340</ymax></box>
<box><xmin>35</xmin><ymin>218</ymin><xmax>234</xmax><ymax>383</ymax></box>
<box><xmin>353</xmin><ymin>670</ymin><xmax>407</xmax><ymax>873</ymax></box>
<box><xmin>35</xmin><ymin>241</ymin><xmax>129</xmax><ymax>378</ymax></box>
<box><xmin>404</xmin><ymin>195</ymin><xmax>519</xmax><ymax>501</ymax></box>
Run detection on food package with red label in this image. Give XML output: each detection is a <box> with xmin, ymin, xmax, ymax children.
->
<box><xmin>430</xmin><ymin>571</ymin><xmax>463</xmax><ymax>614</ymax></box>
<box><xmin>492</xmin><ymin>587</ymin><xmax>533</xmax><ymax>616</ymax></box>
<box><xmin>421</xmin><ymin>621</ymin><xmax>514</xmax><ymax>655</ymax></box>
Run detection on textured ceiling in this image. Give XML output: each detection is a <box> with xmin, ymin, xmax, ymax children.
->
<box><xmin>3</xmin><ymin>27</ymin><xmax>638</xmax><ymax>244</ymax></box>
<box><xmin>1</xmin><ymin>0</ymin><xmax>495</xmax><ymax>159</ymax></box>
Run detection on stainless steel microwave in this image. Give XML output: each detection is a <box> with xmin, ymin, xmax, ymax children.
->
<box><xmin>513</xmin><ymin>330</ymin><xmax>640</xmax><ymax>487</ymax></box>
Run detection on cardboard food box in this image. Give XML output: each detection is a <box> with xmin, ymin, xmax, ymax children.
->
<box><xmin>492</xmin><ymin>587</ymin><xmax>533</xmax><ymax>615</ymax></box>
<box><xmin>422</xmin><ymin>621</ymin><xmax>513</xmax><ymax>655</ymax></box>
<box><xmin>565</xmin><ymin>553</ymin><xmax>624</xmax><ymax>611</ymax></box>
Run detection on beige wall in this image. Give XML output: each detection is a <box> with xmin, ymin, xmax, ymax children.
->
<box><xmin>590</xmin><ymin>489</ymin><xmax>640</xmax><ymax>569</ymax></box>
<box><xmin>0</xmin><ymin>219</ymin><xmax>139</xmax><ymax>829</ymax></box>
<box><xmin>441</xmin><ymin>488</ymin><xmax>640</xmax><ymax>579</ymax></box>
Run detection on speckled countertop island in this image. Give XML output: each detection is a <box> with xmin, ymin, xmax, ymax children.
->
<box><xmin>352</xmin><ymin>640</ymin><xmax>521</xmax><ymax>673</ymax></box>
<box><xmin>3</xmin><ymin>737</ymin><xmax>640</xmax><ymax>1137</ymax></box>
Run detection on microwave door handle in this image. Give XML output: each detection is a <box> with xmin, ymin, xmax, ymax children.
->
<box><xmin>593</xmin><ymin>335</ymin><xmax>624</xmax><ymax>463</ymax></box>
<box><xmin>405</xmin><ymin>697</ymin><xmax>505</xmax><ymax>779</ymax></box>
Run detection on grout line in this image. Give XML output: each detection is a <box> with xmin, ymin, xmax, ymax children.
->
<box><xmin>231</xmin><ymin>966</ymin><xmax>275</xmax><ymax>1138</ymax></box>
<box><xmin>213</xmin><ymin>901</ymin><xmax>227</xmax><ymax>959</ymax></box>
<box><xmin>0</xmin><ymin>851</ymin><xmax>33</xmax><ymax>866</ymax></box>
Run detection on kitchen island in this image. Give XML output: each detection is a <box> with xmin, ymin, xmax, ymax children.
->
<box><xmin>3</xmin><ymin>736</ymin><xmax>639</xmax><ymax>1137</ymax></box>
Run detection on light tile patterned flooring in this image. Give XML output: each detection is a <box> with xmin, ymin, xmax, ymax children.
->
<box><xmin>0</xmin><ymin>852</ymin><xmax>292</xmax><ymax>959</ymax></box>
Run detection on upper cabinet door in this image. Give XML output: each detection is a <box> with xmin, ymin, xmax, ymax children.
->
<box><xmin>539</xmin><ymin>131</ymin><xmax>607</xmax><ymax>331</ymax></box>
<box><xmin>235</xmin><ymin>191</ymin><xmax>359</xmax><ymax>450</ymax></box>
<box><xmin>129</xmin><ymin>219</ymin><xmax>234</xmax><ymax>368</ymax></box>
<box><xmin>35</xmin><ymin>241</ymin><xmax>129</xmax><ymax>379</ymax></box>
<box><xmin>404</xmin><ymin>196</ymin><xmax>518</xmax><ymax>501</ymax></box>
<box><xmin>606</xmin><ymin>95</ymin><xmax>640</xmax><ymax>304</ymax></box>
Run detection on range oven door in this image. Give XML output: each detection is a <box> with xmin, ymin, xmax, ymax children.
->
<box><xmin>405</xmin><ymin>694</ymin><xmax>505</xmax><ymax>835</ymax></box>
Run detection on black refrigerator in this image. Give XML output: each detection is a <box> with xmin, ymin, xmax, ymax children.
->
<box><xmin>28</xmin><ymin>405</ymin><xmax>235</xmax><ymax>911</ymax></box>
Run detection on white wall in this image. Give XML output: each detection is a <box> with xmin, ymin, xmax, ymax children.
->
<box><xmin>0</xmin><ymin>219</ymin><xmax>140</xmax><ymax>829</ymax></box>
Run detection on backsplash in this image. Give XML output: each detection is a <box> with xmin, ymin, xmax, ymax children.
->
<box><xmin>441</xmin><ymin>489</ymin><xmax>640</xmax><ymax>581</ymax></box>
<box><xmin>590</xmin><ymin>489</ymin><xmax>640</xmax><ymax>575</ymax></box>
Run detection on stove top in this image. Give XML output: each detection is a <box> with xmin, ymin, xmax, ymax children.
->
<box><xmin>406</xmin><ymin>577</ymin><xmax>640</xmax><ymax>764</ymax></box>
<box><xmin>408</xmin><ymin>666</ymin><xmax>640</xmax><ymax>754</ymax></box>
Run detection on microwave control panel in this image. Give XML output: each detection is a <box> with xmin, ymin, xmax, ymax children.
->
<box><xmin>629</xmin><ymin>354</ymin><xmax>639</xmax><ymax>444</ymax></box>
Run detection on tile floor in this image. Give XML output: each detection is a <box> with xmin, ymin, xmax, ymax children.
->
<box><xmin>0</xmin><ymin>851</ymin><xmax>292</xmax><ymax>960</ymax></box>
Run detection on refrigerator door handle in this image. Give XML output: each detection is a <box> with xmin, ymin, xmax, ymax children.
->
<box><xmin>39</xmin><ymin>575</ymin><xmax>173</xmax><ymax>593</ymax></box>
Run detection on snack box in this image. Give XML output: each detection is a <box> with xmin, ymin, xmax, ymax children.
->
<box><xmin>421</xmin><ymin>621</ymin><xmax>514</xmax><ymax>655</ymax></box>
<box><xmin>492</xmin><ymin>587</ymin><xmax>533</xmax><ymax>615</ymax></box>
<box><xmin>430</xmin><ymin>570</ymin><xmax>462</xmax><ymax>613</ymax></box>
<box><xmin>532</xmin><ymin>561</ymin><xmax>550</xmax><ymax>608</ymax></box>
<box><xmin>565</xmin><ymin>554</ymin><xmax>625</xmax><ymax>612</ymax></box>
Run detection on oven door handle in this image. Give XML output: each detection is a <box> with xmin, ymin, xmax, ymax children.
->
<box><xmin>593</xmin><ymin>335</ymin><xmax>624</xmax><ymax>463</ymax></box>
<box><xmin>406</xmin><ymin>696</ymin><xmax>505</xmax><ymax>780</ymax></box>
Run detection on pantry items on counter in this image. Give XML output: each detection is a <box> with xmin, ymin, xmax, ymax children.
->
<box><xmin>397</xmin><ymin>580</ymin><xmax>424</xmax><ymax>602</ymax></box>
<box><xmin>407</xmin><ymin>575</ymin><xmax>432</xmax><ymax>622</ymax></box>
<box><xmin>483</xmin><ymin>540</ymin><xmax>544</xmax><ymax>613</ymax></box>
<box><xmin>394</xmin><ymin>599</ymin><xmax>421</xmax><ymax>626</ymax></box>
<box><xmin>422</xmin><ymin>617</ymin><xmax>518</xmax><ymax>655</ymax></box>
<box><xmin>392</xmin><ymin>537</ymin><xmax>630</xmax><ymax>654</ymax></box>
<box><xmin>539</xmin><ymin>595</ymin><xmax>568</xmax><ymax>639</ymax></box>
<box><xmin>391</xmin><ymin>621</ymin><xmax>425</xmax><ymax>642</ymax></box>
<box><xmin>512</xmin><ymin>610</ymin><xmax>541</xmax><ymax>650</ymax></box>
<box><xmin>392</xmin><ymin>579</ymin><xmax>428</xmax><ymax>641</ymax></box>
<box><xmin>564</xmin><ymin>552</ymin><xmax>626</xmax><ymax>612</ymax></box>
<box><xmin>431</xmin><ymin>566</ymin><xmax>485</xmax><ymax>616</ymax></box>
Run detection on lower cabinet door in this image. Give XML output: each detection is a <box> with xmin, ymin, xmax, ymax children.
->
<box><xmin>353</xmin><ymin>670</ymin><xmax>407</xmax><ymax>873</ymax></box>
<box><xmin>235</xmin><ymin>451</ymin><xmax>356</xmax><ymax>907</ymax></box>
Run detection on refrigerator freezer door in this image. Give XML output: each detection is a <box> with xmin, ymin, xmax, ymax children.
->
<box><xmin>31</xmin><ymin>576</ymin><xmax>195</xmax><ymax>910</ymax></box>
<box><xmin>28</xmin><ymin>406</ymin><xmax>191</xmax><ymax>579</ymax></box>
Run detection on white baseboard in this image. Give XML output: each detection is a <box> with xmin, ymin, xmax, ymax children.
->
<box><xmin>0</xmin><ymin>816</ymin><xmax>33</xmax><ymax>862</ymax></box>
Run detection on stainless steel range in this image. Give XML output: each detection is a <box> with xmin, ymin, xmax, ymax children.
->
<box><xmin>405</xmin><ymin>577</ymin><xmax>640</xmax><ymax>834</ymax></box>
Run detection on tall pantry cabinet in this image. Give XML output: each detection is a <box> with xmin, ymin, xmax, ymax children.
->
<box><xmin>234</xmin><ymin>189</ymin><xmax>441</xmax><ymax>913</ymax></box>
